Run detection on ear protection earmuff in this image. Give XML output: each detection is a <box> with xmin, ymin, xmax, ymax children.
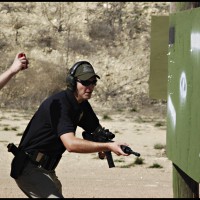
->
<box><xmin>66</xmin><ymin>61</ymin><xmax>91</xmax><ymax>91</ymax></box>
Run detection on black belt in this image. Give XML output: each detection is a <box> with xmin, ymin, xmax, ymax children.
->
<box><xmin>27</xmin><ymin>151</ymin><xmax>62</xmax><ymax>171</ymax></box>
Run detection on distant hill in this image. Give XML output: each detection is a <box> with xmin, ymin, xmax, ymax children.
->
<box><xmin>0</xmin><ymin>2</ymin><xmax>169</xmax><ymax>113</ymax></box>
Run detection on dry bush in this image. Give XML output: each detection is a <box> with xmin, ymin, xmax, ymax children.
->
<box><xmin>0</xmin><ymin>2</ymin><xmax>35</xmax><ymax>13</ymax></box>
<box><xmin>67</xmin><ymin>37</ymin><xmax>95</xmax><ymax>55</ymax></box>
<box><xmin>88</xmin><ymin>21</ymin><xmax>115</xmax><ymax>44</ymax></box>
<box><xmin>0</xmin><ymin>39</ymin><xmax>7</xmax><ymax>50</ymax></box>
<box><xmin>36</xmin><ymin>30</ymin><xmax>57</xmax><ymax>49</ymax></box>
<box><xmin>0</xmin><ymin>60</ymin><xmax>67</xmax><ymax>110</ymax></box>
<box><xmin>0</xmin><ymin>3</ymin><xmax>14</xmax><ymax>13</ymax></box>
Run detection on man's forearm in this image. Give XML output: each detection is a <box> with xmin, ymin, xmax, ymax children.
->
<box><xmin>61</xmin><ymin>133</ymin><xmax>111</xmax><ymax>153</ymax></box>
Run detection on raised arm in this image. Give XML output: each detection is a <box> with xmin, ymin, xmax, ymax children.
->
<box><xmin>0</xmin><ymin>52</ymin><xmax>29</xmax><ymax>90</ymax></box>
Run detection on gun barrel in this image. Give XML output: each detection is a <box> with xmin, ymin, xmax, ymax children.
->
<box><xmin>121</xmin><ymin>145</ymin><xmax>140</xmax><ymax>157</ymax></box>
<box><xmin>132</xmin><ymin>151</ymin><xmax>140</xmax><ymax>157</ymax></box>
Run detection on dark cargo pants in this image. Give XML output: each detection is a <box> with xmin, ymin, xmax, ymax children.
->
<box><xmin>15</xmin><ymin>161</ymin><xmax>64</xmax><ymax>198</ymax></box>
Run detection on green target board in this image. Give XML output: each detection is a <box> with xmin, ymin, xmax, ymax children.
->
<box><xmin>149</xmin><ymin>15</ymin><xmax>169</xmax><ymax>100</ymax></box>
<box><xmin>167</xmin><ymin>7</ymin><xmax>200</xmax><ymax>182</ymax></box>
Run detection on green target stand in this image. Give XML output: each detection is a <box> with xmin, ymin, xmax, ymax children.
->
<box><xmin>149</xmin><ymin>15</ymin><xmax>169</xmax><ymax>100</ymax></box>
<box><xmin>167</xmin><ymin>8</ymin><xmax>200</xmax><ymax>198</ymax></box>
<box><xmin>150</xmin><ymin>7</ymin><xmax>200</xmax><ymax>198</ymax></box>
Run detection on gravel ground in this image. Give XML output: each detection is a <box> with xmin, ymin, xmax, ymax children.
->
<box><xmin>0</xmin><ymin>109</ymin><xmax>173</xmax><ymax>198</ymax></box>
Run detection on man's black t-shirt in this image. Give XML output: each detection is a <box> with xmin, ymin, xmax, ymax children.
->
<box><xmin>19</xmin><ymin>89</ymin><xmax>100</xmax><ymax>156</ymax></box>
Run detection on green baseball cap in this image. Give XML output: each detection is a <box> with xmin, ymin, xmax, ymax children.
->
<box><xmin>74</xmin><ymin>63</ymin><xmax>100</xmax><ymax>80</ymax></box>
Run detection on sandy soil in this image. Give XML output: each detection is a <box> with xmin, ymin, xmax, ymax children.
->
<box><xmin>0</xmin><ymin>108</ymin><xmax>173</xmax><ymax>198</ymax></box>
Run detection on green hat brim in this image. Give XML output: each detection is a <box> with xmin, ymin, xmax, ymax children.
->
<box><xmin>77</xmin><ymin>73</ymin><xmax>100</xmax><ymax>80</ymax></box>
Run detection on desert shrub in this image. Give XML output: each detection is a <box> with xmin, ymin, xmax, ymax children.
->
<box><xmin>37</xmin><ymin>36</ymin><xmax>53</xmax><ymax>48</ymax></box>
<box><xmin>3</xmin><ymin>127</ymin><xmax>9</xmax><ymax>131</ymax></box>
<box><xmin>102</xmin><ymin>114</ymin><xmax>112</xmax><ymax>120</ymax></box>
<box><xmin>154</xmin><ymin>143</ymin><xmax>166</xmax><ymax>150</ymax></box>
<box><xmin>134</xmin><ymin>157</ymin><xmax>144</xmax><ymax>165</ymax></box>
<box><xmin>114</xmin><ymin>158</ymin><xmax>125</xmax><ymax>163</ymax></box>
<box><xmin>120</xmin><ymin>161</ymin><xmax>135</xmax><ymax>168</ymax></box>
<box><xmin>119</xmin><ymin>157</ymin><xmax>144</xmax><ymax>168</ymax></box>
<box><xmin>0</xmin><ymin>39</ymin><xmax>7</xmax><ymax>50</ymax></box>
<box><xmin>68</xmin><ymin>37</ymin><xmax>95</xmax><ymax>55</ymax></box>
<box><xmin>88</xmin><ymin>20</ymin><xmax>115</xmax><ymax>45</ymax></box>
<box><xmin>0</xmin><ymin>3</ymin><xmax>13</xmax><ymax>13</ymax></box>
<box><xmin>130</xmin><ymin>107</ymin><xmax>138</xmax><ymax>112</ymax></box>
<box><xmin>35</xmin><ymin>29</ymin><xmax>57</xmax><ymax>49</ymax></box>
<box><xmin>154</xmin><ymin>121</ymin><xmax>165</xmax><ymax>127</ymax></box>
<box><xmin>0</xmin><ymin>3</ymin><xmax>35</xmax><ymax>13</ymax></box>
<box><xmin>0</xmin><ymin>60</ymin><xmax>66</xmax><ymax>110</ymax></box>
<box><xmin>16</xmin><ymin>132</ymin><xmax>23</xmax><ymax>136</ymax></box>
<box><xmin>13</xmin><ymin>21</ymin><xmax>24</xmax><ymax>30</ymax></box>
<box><xmin>149</xmin><ymin>163</ymin><xmax>163</xmax><ymax>168</ymax></box>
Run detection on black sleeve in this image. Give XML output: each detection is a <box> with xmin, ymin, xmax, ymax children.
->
<box><xmin>78</xmin><ymin>101</ymin><xmax>100</xmax><ymax>132</ymax></box>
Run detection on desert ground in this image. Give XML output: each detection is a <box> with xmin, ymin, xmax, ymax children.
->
<box><xmin>0</xmin><ymin>107</ymin><xmax>174</xmax><ymax>198</ymax></box>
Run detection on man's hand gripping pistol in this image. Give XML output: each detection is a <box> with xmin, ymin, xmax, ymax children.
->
<box><xmin>82</xmin><ymin>126</ymin><xmax>140</xmax><ymax>168</ymax></box>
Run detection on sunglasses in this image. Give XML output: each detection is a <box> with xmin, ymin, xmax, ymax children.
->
<box><xmin>77</xmin><ymin>79</ymin><xmax>97</xmax><ymax>86</ymax></box>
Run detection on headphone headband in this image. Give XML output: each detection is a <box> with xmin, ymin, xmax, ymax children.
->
<box><xmin>70</xmin><ymin>61</ymin><xmax>91</xmax><ymax>77</ymax></box>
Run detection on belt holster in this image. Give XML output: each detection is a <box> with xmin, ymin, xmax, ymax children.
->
<box><xmin>30</xmin><ymin>151</ymin><xmax>61</xmax><ymax>171</ymax></box>
<box><xmin>7</xmin><ymin>143</ymin><xmax>29</xmax><ymax>179</ymax></box>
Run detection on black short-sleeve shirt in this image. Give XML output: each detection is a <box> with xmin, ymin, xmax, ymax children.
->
<box><xmin>19</xmin><ymin>89</ymin><xmax>100</xmax><ymax>156</ymax></box>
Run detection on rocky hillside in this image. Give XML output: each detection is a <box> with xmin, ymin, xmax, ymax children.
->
<box><xmin>0</xmin><ymin>2</ymin><xmax>169</xmax><ymax>114</ymax></box>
